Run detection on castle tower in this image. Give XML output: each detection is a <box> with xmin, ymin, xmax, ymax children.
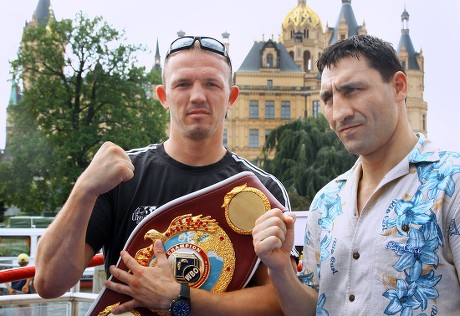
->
<box><xmin>154</xmin><ymin>38</ymin><xmax>162</xmax><ymax>72</ymax></box>
<box><xmin>5</xmin><ymin>0</ymin><xmax>55</xmax><ymax>151</ymax></box>
<box><xmin>397</xmin><ymin>8</ymin><xmax>428</xmax><ymax>135</ymax></box>
<box><xmin>326</xmin><ymin>0</ymin><xmax>367</xmax><ymax>45</ymax></box>
<box><xmin>2</xmin><ymin>80</ymin><xmax>22</xmax><ymax>154</ymax></box>
<box><xmin>21</xmin><ymin>0</ymin><xmax>56</xmax><ymax>91</ymax></box>
<box><xmin>221</xmin><ymin>31</ymin><xmax>230</xmax><ymax>54</ymax></box>
<box><xmin>27</xmin><ymin>0</ymin><xmax>55</xmax><ymax>28</ymax></box>
<box><xmin>280</xmin><ymin>0</ymin><xmax>326</xmax><ymax>75</ymax></box>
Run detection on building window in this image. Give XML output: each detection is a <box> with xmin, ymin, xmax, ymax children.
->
<box><xmin>294</xmin><ymin>31</ymin><xmax>303</xmax><ymax>43</ymax></box>
<box><xmin>249</xmin><ymin>129</ymin><xmax>259</xmax><ymax>148</ymax></box>
<box><xmin>267</xmin><ymin>80</ymin><xmax>273</xmax><ymax>88</ymax></box>
<box><xmin>313</xmin><ymin>100</ymin><xmax>320</xmax><ymax>118</ymax></box>
<box><xmin>249</xmin><ymin>100</ymin><xmax>259</xmax><ymax>119</ymax></box>
<box><xmin>267</xmin><ymin>54</ymin><xmax>274</xmax><ymax>67</ymax></box>
<box><xmin>223</xmin><ymin>128</ymin><xmax>227</xmax><ymax>147</ymax></box>
<box><xmin>303</xmin><ymin>51</ymin><xmax>311</xmax><ymax>72</ymax></box>
<box><xmin>281</xmin><ymin>101</ymin><xmax>291</xmax><ymax>119</ymax></box>
<box><xmin>423</xmin><ymin>114</ymin><xmax>426</xmax><ymax>131</ymax></box>
<box><xmin>265</xmin><ymin>100</ymin><xmax>275</xmax><ymax>119</ymax></box>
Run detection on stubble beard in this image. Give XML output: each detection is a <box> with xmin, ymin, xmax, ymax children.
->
<box><xmin>185</xmin><ymin>125</ymin><xmax>213</xmax><ymax>140</ymax></box>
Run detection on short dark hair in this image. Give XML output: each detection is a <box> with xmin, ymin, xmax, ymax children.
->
<box><xmin>317</xmin><ymin>34</ymin><xmax>405</xmax><ymax>82</ymax></box>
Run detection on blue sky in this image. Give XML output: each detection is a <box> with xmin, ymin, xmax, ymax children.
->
<box><xmin>1</xmin><ymin>0</ymin><xmax>459</xmax><ymax>151</ymax></box>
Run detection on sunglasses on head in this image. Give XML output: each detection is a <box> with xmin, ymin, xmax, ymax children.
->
<box><xmin>166</xmin><ymin>36</ymin><xmax>232</xmax><ymax>67</ymax></box>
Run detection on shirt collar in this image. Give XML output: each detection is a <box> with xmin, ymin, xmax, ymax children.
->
<box><xmin>335</xmin><ymin>133</ymin><xmax>440</xmax><ymax>183</ymax></box>
<box><xmin>408</xmin><ymin>133</ymin><xmax>441</xmax><ymax>164</ymax></box>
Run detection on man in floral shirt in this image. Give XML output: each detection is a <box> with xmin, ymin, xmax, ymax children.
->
<box><xmin>252</xmin><ymin>34</ymin><xmax>460</xmax><ymax>315</ymax></box>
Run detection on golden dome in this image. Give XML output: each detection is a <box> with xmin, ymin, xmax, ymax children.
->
<box><xmin>282</xmin><ymin>0</ymin><xmax>322</xmax><ymax>29</ymax></box>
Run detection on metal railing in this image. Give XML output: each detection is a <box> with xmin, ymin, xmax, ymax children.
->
<box><xmin>0</xmin><ymin>290</ymin><xmax>98</xmax><ymax>316</ymax></box>
<box><xmin>0</xmin><ymin>254</ymin><xmax>104</xmax><ymax>316</ymax></box>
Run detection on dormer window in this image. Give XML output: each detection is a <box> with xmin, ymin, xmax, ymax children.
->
<box><xmin>267</xmin><ymin>54</ymin><xmax>274</xmax><ymax>67</ymax></box>
<box><xmin>402</xmin><ymin>60</ymin><xmax>407</xmax><ymax>69</ymax></box>
<box><xmin>261</xmin><ymin>42</ymin><xmax>279</xmax><ymax>69</ymax></box>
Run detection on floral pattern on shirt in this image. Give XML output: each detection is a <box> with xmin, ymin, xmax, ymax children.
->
<box><xmin>381</xmin><ymin>146</ymin><xmax>460</xmax><ymax>315</ymax></box>
<box><xmin>300</xmin><ymin>135</ymin><xmax>460</xmax><ymax>315</ymax></box>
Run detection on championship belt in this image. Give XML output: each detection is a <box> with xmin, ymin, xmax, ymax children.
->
<box><xmin>87</xmin><ymin>171</ymin><xmax>285</xmax><ymax>316</ymax></box>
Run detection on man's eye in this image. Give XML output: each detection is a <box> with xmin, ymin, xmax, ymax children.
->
<box><xmin>323</xmin><ymin>100</ymin><xmax>332</xmax><ymax>108</ymax></box>
<box><xmin>321</xmin><ymin>95</ymin><xmax>332</xmax><ymax>104</ymax></box>
<box><xmin>345</xmin><ymin>87</ymin><xmax>360</xmax><ymax>94</ymax></box>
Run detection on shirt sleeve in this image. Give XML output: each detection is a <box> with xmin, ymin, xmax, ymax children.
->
<box><xmin>298</xmin><ymin>207</ymin><xmax>320</xmax><ymax>291</ymax></box>
<box><xmin>447</xmin><ymin>193</ymin><xmax>460</xmax><ymax>280</ymax></box>
<box><xmin>86</xmin><ymin>191</ymin><xmax>114</xmax><ymax>254</ymax></box>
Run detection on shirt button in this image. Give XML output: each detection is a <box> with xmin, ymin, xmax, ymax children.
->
<box><xmin>402</xmin><ymin>224</ymin><xmax>410</xmax><ymax>232</ymax></box>
<box><xmin>353</xmin><ymin>251</ymin><xmax>360</xmax><ymax>259</ymax></box>
<box><xmin>349</xmin><ymin>294</ymin><xmax>355</xmax><ymax>302</ymax></box>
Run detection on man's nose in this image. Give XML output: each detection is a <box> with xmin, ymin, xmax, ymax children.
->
<box><xmin>190</xmin><ymin>83</ymin><xmax>206</xmax><ymax>103</ymax></box>
<box><xmin>332</xmin><ymin>95</ymin><xmax>354</xmax><ymax>122</ymax></box>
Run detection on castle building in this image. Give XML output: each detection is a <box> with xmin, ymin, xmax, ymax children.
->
<box><xmin>5</xmin><ymin>0</ymin><xmax>427</xmax><ymax>163</ymax></box>
<box><xmin>225</xmin><ymin>0</ymin><xmax>427</xmax><ymax>161</ymax></box>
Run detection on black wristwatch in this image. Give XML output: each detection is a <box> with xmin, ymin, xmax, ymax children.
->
<box><xmin>170</xmin><ymin>283</ymin><xmax>191</xmax><ymax>316</ymax></box>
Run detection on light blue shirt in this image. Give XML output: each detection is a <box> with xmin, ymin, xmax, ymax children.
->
<box><xmin>300</xmin><ymin>134</ymin><xmax>460</xmax><ymax>315</ymax></box>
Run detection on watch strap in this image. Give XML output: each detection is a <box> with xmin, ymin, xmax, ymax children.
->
<box><xmin>179</xmin><ymin>283</ymin><xmax>190</xmax><ymax>300</ymax></box>
<box><xmin>170</xmin><ymin>283</ymin><xmax>191</xmax><ymax>316</ymax></box>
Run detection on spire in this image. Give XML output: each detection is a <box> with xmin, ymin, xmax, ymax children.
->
<box><xmin>329</xmin><ymin>0</ymin><xmax>364</xmax><ymax>45</ymax></box>
<box><xmin>31</xmin><ymin>0</ymin><xmax>54</xmax><ymax>26</ymax></box>
<box><xmin>8</xmin><ymin>79</ymin><xmax>22</xmax><ymax>107</ymax></box>
<box><xmin>221</xmin><ymin>31</ymin><xmax>230</xmax><ymax>52</ymax></box>
<box><xmin>155</xmin><ymin>38</ymin><xmax>160</xmax><ymax>56</ymax></box>
<box><xmin>397</xmin><ymin>7</ymin><xmax>420</xmax><ymax>70</ymax></box>
<box><xmin>154</xmin><ymin>38</ymin><xmax>161</xmax><ymax>72</ymax></box>
<box><xmin>401</xmin><ymin>6</ymin><xmax>410</xmax><ymax>30</ymax></box>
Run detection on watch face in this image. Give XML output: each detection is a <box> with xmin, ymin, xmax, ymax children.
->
<box><xmin>171</xmin><ymin>300</ymin><xmax>191</xmax><ymax>316</ymax></box>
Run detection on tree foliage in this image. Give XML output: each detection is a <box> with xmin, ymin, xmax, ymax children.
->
<box><xmin>2</xmin><ymin>12</ymin><xmax>167</xmax><ymax>214</ymax></box>
<box><xmin>259</xmin><ymin>116</ymin><xmax>357</xmax><ymax>210</ymax></box>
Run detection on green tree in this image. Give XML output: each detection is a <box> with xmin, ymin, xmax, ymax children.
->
<box><xmin>259</xmin><ymin>116</ymin><xmax>356</xmax><ymax>210</ymax></box>
<box><xmin>2</xmin><ymin>12</ymin><xmax>167</xmax><ymax>214</ymax></box>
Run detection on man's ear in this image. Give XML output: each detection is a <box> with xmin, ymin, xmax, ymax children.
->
<box><xmin>156</xmin><ymin>85</ymin><xmax>169</xmax><ymax>110</ymax></box>
<box><xmin>228</xmin><ymin>85</ymin><xmax>239</xmax><ymax>109</ymax></box>
<box><xmin>393</xmin><ymin>71</ymin><xmax>407</xmax><ymax>102</ymax></box>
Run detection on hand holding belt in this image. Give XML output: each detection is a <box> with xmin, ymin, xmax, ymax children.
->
<box><xmin>87</xmin><ymin>171</ymin><xmax>284</xmax><ymax>316</ymax></box>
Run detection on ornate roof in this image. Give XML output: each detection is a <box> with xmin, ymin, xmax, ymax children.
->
<box><xmin>32</xmin><ymin>0</ymin><xmax>54</xmax><ymax>25</ymax></box>
<box><xmin>397</xmin><ymin>8</ymin><xmax>420</xmax><ymax>70</ymax></box>
<box><xmin>328</xmin><ymin>0</ymin><xmax>361</xmax><ymax>45</ymax></box>
<box><xmin>282</xmin><ymin>0</ymin><xmax>322</xmax><ymax>30</ymax></box>
<box><xmin>237</xmin><ymin>40</ymin><xmax>302</xmax><ymax>72</ymax></box>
